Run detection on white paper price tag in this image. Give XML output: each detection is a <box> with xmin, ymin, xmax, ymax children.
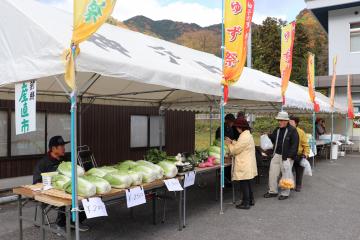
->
<box><xmin>81</xmin><ymin>197</ymin><xmax>108</xmax><ymax>219</ymax></box>
<box><xmin>164</xmin><ymin>178</ymin><xmax>183</xmax><ymax>191</ymax></box>
<box><xmin>126</xmin><ymin>186</ymin><xmax>146</xmax><ymax>208</ymax></box>
<box><xmin>184</xmin><ymin>171</ymin><xmax>196</xmax><ymax>188</ymax></box>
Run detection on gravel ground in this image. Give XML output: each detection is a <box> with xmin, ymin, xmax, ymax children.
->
<box><xmin>1</xmin><ymin>154</ymin><xmax>360</xmax><ymax>240</ymax></box>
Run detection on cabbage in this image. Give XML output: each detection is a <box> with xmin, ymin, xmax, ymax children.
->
<box><xmin>132</xmin><ymin>165</ymin><xmax>157</xmax><ymax>183</ymax></box>
<box><xmin>137</xmin><ymin>160</ymin><xmax>164</xmax><ymax>179</ymax></box>
<box><xmin>208</xmin><ymin>146</ymin><xmax>221</xmax><ymax>154</ymax></box>
<box><xmin>57</xmin><ymin>162</ymin><xmax>85</xmax><ymax>178</ymax></box>
<box><xmin>116</xmin><ymin>160</ymin><xmax>138</xmax><ymax>171</ymax></box>
<box><xmin>65</xmin><ymin>177</ymin><xmax>96</xmax><ymax>198</ymax></box>
<box><xmin>86</xmin><ymin>168</ymin><xmax>109</xmax><ymax>178</ymax></box>
<box><xmin>117</xmin><ymin>169</ymin><xmax>143</xmax><ymax>186</ymax></box>
<box><xmin>99</xmin><ymin>166</ymin><xmax>118</xmax><ymax>174</ymax></box>
<box><xmin>51</xmin><ymin>174</ymin><xmax>70</xmax><ymax>190</ymax></box>
<box><xmin>103</xmin><ymin>172</ymin><xmax>132</xmax><ymax>189</ymax></box>
<box><xmin>157</xmin><ymin>161</ymin><xmax>178</xmax><ymax>178</ymax></box>
<box><xmin>82</xmin><ymin>175</ymin><xmax>111</xmax><ymax>194</ymax></box>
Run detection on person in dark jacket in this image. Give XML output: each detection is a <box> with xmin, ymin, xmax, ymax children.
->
<box><xmin>215</xmin><ymin>113</ymin><xmax>236</xmax><ymax>140</ymax></box>
<box><xmin>33</xmin><ymin>136</ymin><xmax>88</xmax><ymax>231</ymax></box>
<box><xmin>33</xmin><ymin>136</ymin><xmax>69</xmax><ymax>184</ymax></box>
<box><xmin>263</xmin><ymin>111</ymin><xmax>299</xmax><ymax>200</ymax></box>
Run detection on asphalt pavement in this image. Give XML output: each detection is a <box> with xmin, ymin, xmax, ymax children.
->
<box><xmin>1</xmin><ymin>154</ymin><xmax>360</xmax><ymax>240</ymax></box>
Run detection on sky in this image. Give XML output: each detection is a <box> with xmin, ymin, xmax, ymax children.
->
<box><xmin>40</xmin><ymin>0</ymin><xmax>307</xmax><ymax>27</ymax></box>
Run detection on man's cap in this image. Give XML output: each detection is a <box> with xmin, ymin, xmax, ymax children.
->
<box><xmin>49</xmin><ymin>136</ymin><xmax>70</xmax><ymax>149</ymax></box>
<box><xmin>275</xmin><ymin>111</ymin><xmax>290</xmax><ymax>121</ymax></box>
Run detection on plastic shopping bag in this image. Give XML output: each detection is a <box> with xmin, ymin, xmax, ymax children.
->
<box><xmin>300</xmin><ymin>158</ymin><xmax>312</xmax><ymax>176</ymax></box>
<box><xmin>279</xmin><ymin>159</ymin><xmax>295</xmax><ymax>190</ymax></box>
<box><xmin>260</xmin><ymin>134</ymin><xmax>273</xmax><ymax>150</ymax></box>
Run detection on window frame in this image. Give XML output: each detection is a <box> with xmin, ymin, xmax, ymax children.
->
<box><xmin>130</xmin><ymin>115</ymin><xmax>166</xmax><ymax>149</ymax></box>
<box><xmin>350</xmin><ymin>22</ymin><xmax>360</xmax><ymax>53</ymax></box>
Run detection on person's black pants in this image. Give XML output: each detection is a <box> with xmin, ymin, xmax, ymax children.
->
<box><xmin>57</xmin><ymin>207</ymin><xmax>86</xmax><ymax>227</ymax></box>
<box><xmin>293</xmin><ymin>159</ymin><xmax>304</xmax><ymax>188</ymax></box>
<box><xmin>225</xmin><ymin>166</ymin><xmax>232</xmax><ymax>186</ymax></box>
<box><xmin>237</xmin><ymin>179</ymin><xmax>254</xmax><ymax>205</ymax></box>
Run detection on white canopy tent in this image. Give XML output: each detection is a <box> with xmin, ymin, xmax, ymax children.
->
<box><xmin>0</xmin><ymin>0</ymin><xmax>346</xmax><ymax>114</ymax></box>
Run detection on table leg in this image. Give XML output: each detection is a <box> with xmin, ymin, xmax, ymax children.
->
<box><xmin>66</xmin><ymin>206</ymin><xmax>71</xmax><ymax>240</ymax></box>
<box><xmin>41</xmin><ymin>204</ymin><xmax>45</xmax><ymax>240</ymax></box>
<box><xmin>178</xmin><ymin>191</ymin><xmax>183</xmax><ymax>231</ymax></box>
<box><xmin>152</xmin><ymin>192</ymin><xmax>157</xmax><ymax>225</ymax></box>
<box><xmin>183</xmin><ymin>187</ymin><xmax>186</xmax><ymax>228</ymax></box>
<box><xmin>18</xmin><ymin>195</ymin><xmax>23</xmax><ymax>240</ymax></box>
<box><xmin>215</xmin><ymin>169</ymin><xmax>219</xmax><ymax>201</ymax></box>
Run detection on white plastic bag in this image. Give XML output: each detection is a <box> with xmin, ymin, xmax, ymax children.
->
<box><xmin>260</xmin><ymin>134</ymin><xmax>273</xmax><ymax>150</ymax></box>
<box><xmin>300</xmin><ymin>158</ymin><xmax>312</xmax><ymax>176</ymax></box>
<box><xmin>279</xmin><ymin>159</ymin><xmax>295</xmax><ymax>190</ymax></box>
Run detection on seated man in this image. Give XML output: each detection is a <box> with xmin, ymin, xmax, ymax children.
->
<box><xmin>33</xmin><ymin>136</ymin><xmax>88</xmax><ymax>232</ymax></box>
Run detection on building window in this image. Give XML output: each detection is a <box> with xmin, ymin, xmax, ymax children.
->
<box><xmin>350</xmin><ymin>22</ymin><xmax>360</xmax><ymax>53</ymax></box>
<box><xmin>47</xmin><ymin>113</ymin><xmax>71</xmax><ymax>148</ymax></box>
<box><xmin>149</xmin><ymin>116</ymin><xmax>165</xmax><ymax>147</ymax></box>
<box><xmin>130</xmin><ymin>116</ymin><xmax>148</xmax><ymax>148</ymax></box>
<box><xmin>130</xmin><ymin>115</ymin><xmax>165</xmax><ymax>148</ymax></box>
<box><xmin>0</xmin><ymin>111</ymin><xmax>7</xmax><ymax>157</ymax></box>
<box><xmin>11</xmin><ymin>112</ymin><xmax>46</xmax><ymax>156</ymax></box>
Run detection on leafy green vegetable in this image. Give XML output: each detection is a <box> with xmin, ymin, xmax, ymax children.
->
<box><xmin>51</xmin><ymin>174</ymin><xmax>70</xmax><ymax>190</ymax></box>
<box><xmin>57</xmin><ymin>162</ymin><xmax>85</xmax><ymax>178</ymax></box>
<box><xmin>137</xmin><ymin>160</ymin><xmax>164</xmax><ymax>179</ymax></box>
<box><xmin>86</xmin><ymin>168</ymin><xmax>109</xmax><ymax>178</ymax></box>
<box><xmin>145</xmin><ymin>149</ymin><xmax>168</xmax><ymax>164</ymax></box>
<box><xmin>115</xmin><ymin>160</ymin><xmax>138</xmax><ymax>171</ymax></box>
<box><xmin>132</xmin><ymin>165</ymin><xmax>157</xmax><ymax>183</ymax></box>
<box><xmin>64</xmin><ymin>177</ymin><xmax>96</xmax><ymax>198</ymax></box>
<box><xmin>82</xmin><ymin>175</ymin><xmax>111</xmax><ymax>194</ymax></box>
<box><xmin>157</xmin><ymin>161</ymin><xmax>178</xmax><ymax>178</ymax></box>
<box><xmin>103</xmin><ymin>172</ymin><xmax>132</xmax><ymax>189</ymax></box>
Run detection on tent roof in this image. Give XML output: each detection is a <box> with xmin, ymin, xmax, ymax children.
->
<box><xmin>0</xmin><ymin>0</ymin><xmax>346</xmax><ymax>114</ymax></box>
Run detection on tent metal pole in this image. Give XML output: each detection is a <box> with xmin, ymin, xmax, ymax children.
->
<box><xmin>331</xmin><ymin>111</ymin><xmax>334</xmax><ymax>162</ymax></box>
<box><xmin>70</xmin><ymin>44</ymin><xmax>80</xmax><ymax>240</ymax></box>
<box><xmin>159</xmin><ymin>106</ymin><xmax>165</xmax><ymax>151</ymax></box>
<box><xmin>210</xmin><ymin>105</ymin><xmax>213</xmax><ymax>145</ymax></box>
<box><xmin>345</xmin><ymin>113</ymin><xmax>348</xmax><ymax>141</ymax></box>
<box><xmin>312</xmin><ymin>111</ymin><xmax>316</xmax><ymax>168</ymax></box>
<box><xmin>79</xmin><ymin>96</ymin><xmax>82</xmax><ymax>146</ymax></box>
<box><xmin>220</xmin><ymin>92</ymin><xmax>225</xmax><ymax>215</ymax></box>
<box><xmin>54</xmin><ymin>75</ymin><xmax>70</xmax><ymax>96</ymax></box>
<box><xmin>79</xmin><ymin>74</ymin><xmax>101</xmax><ymax>96</ymax></box>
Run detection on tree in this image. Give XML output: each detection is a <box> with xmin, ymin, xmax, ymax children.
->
<box><xmin>252</xmin><ymin>17</ymin><xmax>282</xmax><ymax>77</ymax></box>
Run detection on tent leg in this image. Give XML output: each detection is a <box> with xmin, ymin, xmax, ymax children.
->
<box><xmin>331</xmin><ymin>112</ymin><xmax>334</xmax><ymax>162</ymax></box>
<box><xmin>210</xmin><ymin>106</ymin><xmax>213</xmax><ymax>146</ymax></box>
<box><xmin>70</xmin><ymin>90</ymin><xmax>79</xmax><ymax>240</ymax></box>
<box><xmin>312</xmin><ymin>111</ymin><xmax>316</xmax><ymax>169</ymax></box>
<box><xmin>220</xmin><ymin>94</ymin><xmax>224</xmax><ymax>215</ymax></box>
<box><xmin>79</xmin><ymin>97</ymin><xmax>82</xmax><ymax>147</ymax></box>
<box><xmin>159</xmin><ymin>107</ymin><xmax>165</xmax><ymax>151</ymax></box>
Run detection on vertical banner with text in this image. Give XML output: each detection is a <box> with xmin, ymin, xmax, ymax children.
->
<box><xmin>280</xmin><ymin>21</ymin><xmax>296</xmax><ymax>105</ymax></box>
<box><xmin>307</xmin><ymin>53</ymin><xmax>319</xmax><ymax>112</ymax></box>
<box><xmin>223</xmin><ymin>0</ymin><xmax>255</xmax><ymax>103</ymax></box>
<box><xmin>348</xmin><ymin>75</ymin><xmax>355</xmax><ymax>119</ymax></box>
<box><xmin>15</xmin><ymin>80</ymin><xmax>36</xmax><ymax>135</ymax></box>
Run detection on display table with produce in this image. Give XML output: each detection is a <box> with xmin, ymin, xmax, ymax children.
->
<box><xmin>13</xmin><ymin>158</ymin><xmax>186</xmax><ymax>240</ymax></box>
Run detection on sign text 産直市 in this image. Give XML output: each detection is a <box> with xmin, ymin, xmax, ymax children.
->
<box><xmin>15</xmin><ymin>80</ymin><xmax>36</xmax><ymax>135</ymax></box>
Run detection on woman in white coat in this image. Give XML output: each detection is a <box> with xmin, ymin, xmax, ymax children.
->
<box><xmin>225</xmin><ymin>118</ymin><xmax>258</xmax><ymax>209</ymax></box>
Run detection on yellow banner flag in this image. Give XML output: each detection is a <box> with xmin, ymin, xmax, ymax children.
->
<box><xmin>307</xmin><ymin>53</ymin><xmax>315</xmax><ymax>103</ymax></box>
<box><xmin>330</xmin><ymin>56</ymin><xmax>337</xmax><ymax>108</ymax></box>
<box><xmin>64</xmin><ymin>0</ymin><xmax>117</xmax><ymax>90</ymax></box>
<box><xmin>223</xmin><ymin>0</ymin><xmax>254</xmax><ymax>103</ymax></box>
<box><xmin>280</xmin><ymin>21</ymin><xmax>296</xmax><ymax>104</ymax></box>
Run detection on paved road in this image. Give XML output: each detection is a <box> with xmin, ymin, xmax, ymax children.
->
<box><xmin>1</xmin><ymin>154</ymin><xmax>360</xmax><ymax>240</ymax></box>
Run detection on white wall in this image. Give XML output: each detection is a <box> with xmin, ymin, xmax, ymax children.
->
<box><xmin>328</xmin><ymin>6</ymin><xmax>360</xmax><ymax>75</ymax></box>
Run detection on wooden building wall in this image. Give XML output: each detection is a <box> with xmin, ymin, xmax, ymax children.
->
<box><xmin>0</xmin><ymin>100</ymin><xmax>195</xmax><ymax>179</ymax></box>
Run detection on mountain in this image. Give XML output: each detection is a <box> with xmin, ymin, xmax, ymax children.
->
<box><xmin>106</xmin><ymin>10</ymin><xmax>329</xmax><ymax>84</ymax></box>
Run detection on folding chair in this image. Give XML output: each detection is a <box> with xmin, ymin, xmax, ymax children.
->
<box><xmin>77</xmin><ymin>145</ymin><xmax>98</xmax><ymax>171</ymax></box>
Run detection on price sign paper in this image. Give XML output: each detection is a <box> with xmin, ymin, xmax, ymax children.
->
<box><xmin>164</xmin><ymin>178</ymin><xmax>183</xmax><ymax>191</ymax></box>
<box><xmin>126</xmin><ymin>186</ymin><xmax>146</xmax><ymax>208</ymax></box>
<box><xmin>82</xmin><ymin>197</ymin><xmax>108</xmax><ymax>219</ymax></box>
<box><xmin>184</xmin><ymin>171</ymin><xmax>196</xmax><ymax>188</ymax></box>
